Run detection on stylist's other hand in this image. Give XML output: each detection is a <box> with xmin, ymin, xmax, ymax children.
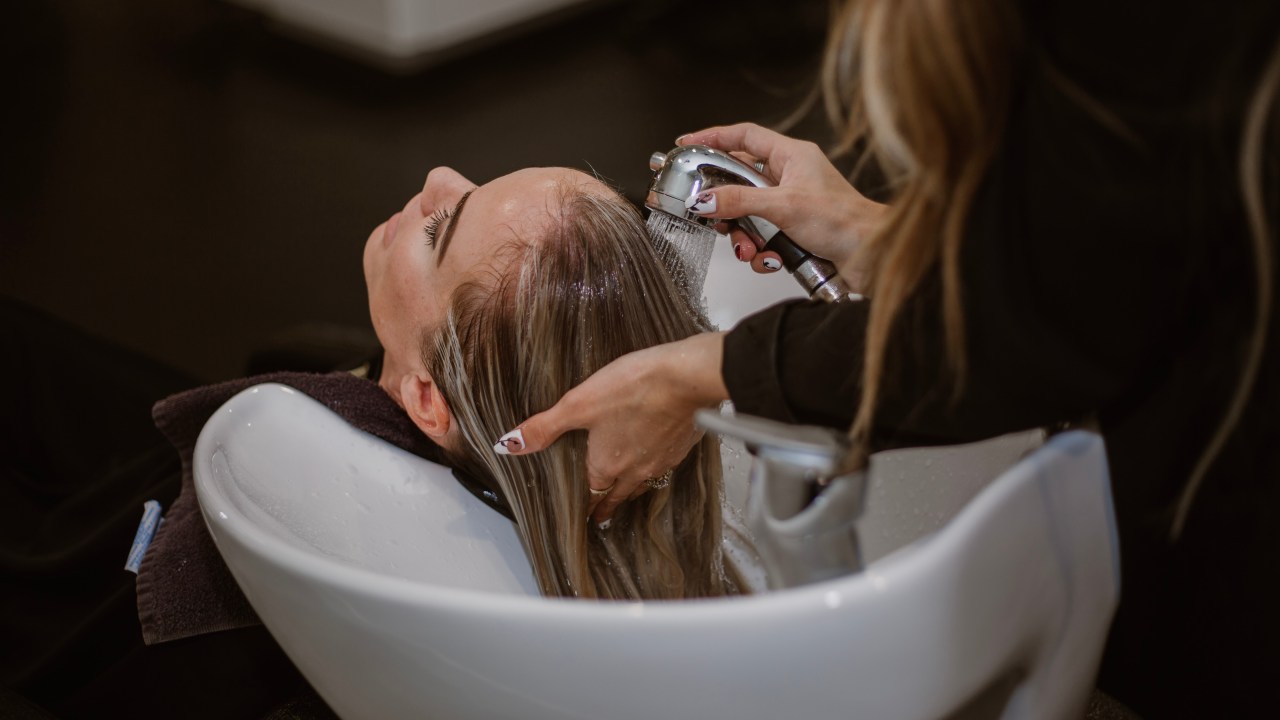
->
<box><xmin>492</xmin><ymin>332</ymin><xmax>729</xmax><ymax>524</ymax></box>
<box><xmin>678</xmin><ymin>122</ymin><xmax>886</xmax><ymax>283</ymax></box>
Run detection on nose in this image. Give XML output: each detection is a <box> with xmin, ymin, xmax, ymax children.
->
<box><xmin>420</xmin><ymin>167</ymin><xmax>476</xmax><ymax>214</ymax></box>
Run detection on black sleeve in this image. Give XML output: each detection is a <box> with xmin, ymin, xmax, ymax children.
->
<box><xmin>721</xmin><ymin>298</ymin><xmax>867</xmax><ymax>430</ymax></box>
<box><xmin>721</xmin><ymin>264</ymin><xmax>1129</xmax><ymax>452</ymax></box>
<box><xmin>722</xmin><ymin>0</ymin><xmax>1280</xmax><ymax>453</ymax></box>
<box><xmin>721</xmin><ymin>50</ymin><xmax>1197</xmax><ymax>449</ymax></box>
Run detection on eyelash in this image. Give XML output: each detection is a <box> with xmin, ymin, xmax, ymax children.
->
<box><xmin>423</xmin><ymin>208</ymin><xmax>453</xmax><ymax>247</ymax></box>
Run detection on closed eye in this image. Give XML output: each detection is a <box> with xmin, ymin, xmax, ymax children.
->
<box><xmin>423</xmin><ymin>208</ymin><xmax>452</xmax><ymax>248</ymax></box>
<box><xmin>431</xmin><ymin>189</ymin><xmax>474</xmax><ymax>264</ymax></box>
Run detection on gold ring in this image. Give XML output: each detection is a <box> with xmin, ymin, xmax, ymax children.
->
<box><xmin>589</xmin><ymin>483</ymin><xmax>615</xmax><ymax>498</ymax></box>
<box><xmin>644</xmin><ymin>469</ymin><xmax>674</xmax><ymax>491</ymax></box>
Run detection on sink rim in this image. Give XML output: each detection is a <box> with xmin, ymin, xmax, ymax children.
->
<box><xmin>194</xmin><ymin>384</ymin><xmax>920</xmax><ymax>621</ymax></box>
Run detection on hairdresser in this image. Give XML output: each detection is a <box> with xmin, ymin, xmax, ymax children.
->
<box><xmin>502</xmin><ymin>0</ymin><xmax>1279</xmax><ymax>715</ymax></box>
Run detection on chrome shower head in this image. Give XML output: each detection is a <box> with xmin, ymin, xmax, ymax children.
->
<box><xmin>645</xmin><ymin>145</ymin><xmax>852</xmax><ymax>303</ymax></box>
<box><xmin>645</xmin><ymin>145</ymin><xmax>773</xmax><ymax>226</ymax></box>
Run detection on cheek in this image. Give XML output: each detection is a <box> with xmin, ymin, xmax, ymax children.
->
<box><xmin>364</xmin><ymin>239</ymin><xmax>387</xmax><ymax>312</ymax></box>
<box><xmin>364</xmin><ymin>244</ymin><xmax>411</xmax><ymax>346</ymax></box>
<box><xmin>389</xmin><ymin>240</ymin><xmax>426</xmax><ymax>301</ymax></box>
<box><xmin>383</xmin><ymin>251</ymin><xmax>443</xmax><ymax>339</ymax></box>
<box><xmin>363</xmin><ymin>224</ymin><xmax>394</xmax><ymax>299</ymax></box>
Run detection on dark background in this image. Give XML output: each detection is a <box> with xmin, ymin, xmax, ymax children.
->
<box><xmin>2</xmin><ymin>0</ymin><xmax>833</xmax><ymax>383</ymax></box>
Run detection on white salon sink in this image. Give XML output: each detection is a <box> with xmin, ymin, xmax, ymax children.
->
<box><xmin>194</xmin><ymin>244</ymin><xmax>1118</xmax><ymax>719</ymax></box>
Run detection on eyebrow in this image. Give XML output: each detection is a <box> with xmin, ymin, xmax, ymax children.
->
<box><xmin>434</xmin><ymin>189</ymin><xmax>474</xmax><ymax>266</ymax></box>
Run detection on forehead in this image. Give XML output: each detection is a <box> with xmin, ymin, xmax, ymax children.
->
<box><xmin>439</xmin><ymin>167</ymin><xmax>611</xmax><ymax>274</ymax></box>
<box><xmin>475</xmin><ymin>167</ymin><xmax>607</xmax><ymax>235</ymax></box>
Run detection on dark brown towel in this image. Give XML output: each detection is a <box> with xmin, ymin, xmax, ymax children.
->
<box><xmin>135</xmin><ymin>372</ymin><xmax>446</xmax><ymax>645</ymax></box>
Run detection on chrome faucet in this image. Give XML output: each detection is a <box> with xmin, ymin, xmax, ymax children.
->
<box><xmin>696</xmin><ymin>409</ymin><xmax>867</xmax><ymax>589</ymax></box>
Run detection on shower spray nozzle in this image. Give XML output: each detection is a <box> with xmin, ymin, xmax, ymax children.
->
<box><xmin>645</xmin><ymin>145</ymin><xmax>852</xmax><ymax>303</ymax></box>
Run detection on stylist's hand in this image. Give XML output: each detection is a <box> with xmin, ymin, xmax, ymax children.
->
<box><xmin>677</xmin><ymin>122</ymin><xmax>886</xmax><ymax>282</ymax></box>
<box><xmin>492</xmin><ymin>332</ymin><xmax>729</xmax><ymax>524</ymax></box>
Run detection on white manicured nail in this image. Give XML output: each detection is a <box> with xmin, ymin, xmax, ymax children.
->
<box><xmin>685</xmin><ymin>191</ymin><xmax>717</xmax><ymax>215</ymax></box>
<box><xmin>493</xmin><ymin>428</ymin><xmax>524</xmax><ymax>455</ymax></box>
<box><xmin>761</xmin><ymin>257</ymin><xmax>782</xmax><ymax>271</ymax></box>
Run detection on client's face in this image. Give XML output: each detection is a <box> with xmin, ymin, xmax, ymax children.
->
<box><xmin>364</xmin><ymin>165</ymin><xmax>606</xmax><ymax>398</ymax></box>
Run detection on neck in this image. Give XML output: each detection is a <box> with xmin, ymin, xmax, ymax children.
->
<box><xmin>377</xmin><ymin>352</ymin><xmax>407</xmax><ymax>409</ymax></box>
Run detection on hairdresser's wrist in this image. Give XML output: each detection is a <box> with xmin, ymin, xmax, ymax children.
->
<box><xmin>656</xmin><ymin>331</ymin><xmax>729</xmax><ymax>409</ymax></box>
<box><xmin>848</xmin><ymin>194</ymin><xmax>887</xmax><ymax>245</ymax></box>
<box><xmin>833</xmin><ymin>195</ymin><xmax>886</xmax><ymax>289</ymax></box>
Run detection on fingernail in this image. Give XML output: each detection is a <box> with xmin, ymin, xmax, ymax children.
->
<box><xmin>492</xmin><ymin>428</ymin><xmax>524</xmax><ymax>455</ymax></box>
<box><xmin>762</xmin><ymin>257</ymin><xmax>782</xmax><ymax>271</ymax></box>
<box><xmin>675</xmin><ymin>134</ymin><xmax>690</xmax><ymax>145</ymax></box>
<box><xmin>734</xmin><ymin>243</ymin><xmax>744</xmax><ymax>261</ymax></box>
<box><xmin>597</xmin><ymin>518</ymin><xmax>612</xmax><ymax>531</ymax></box>
<box><xmin>685</xmin><ymin>191</ymin><xmax>717</xmax><ymax>215</ymax></box>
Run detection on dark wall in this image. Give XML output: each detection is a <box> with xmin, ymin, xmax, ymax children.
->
<box><xmin>0</xmin><ymin>0</ymin><xmax>831</xmax><ymax>381</ymax></box>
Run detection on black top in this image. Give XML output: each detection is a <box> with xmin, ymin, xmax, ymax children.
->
<box><xmin>723</xmin><ymin>2</ymin><xmax>1279</xmax><ymax>716</ymax></box>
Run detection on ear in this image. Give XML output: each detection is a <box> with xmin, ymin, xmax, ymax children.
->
<box><xmin>400</xmin><ymin>372</ymin><xmax>452</xmax><ymax>445</ymax></box>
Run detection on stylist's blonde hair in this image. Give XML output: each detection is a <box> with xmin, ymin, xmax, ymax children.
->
<box><xmin>823</xmin><ymin>0</ymin><xmax>1024</xmax><ymax>464</ymax></box>
<box><xmin>423</xmin><ymin>186</ymin><xmax>745</xmax><ymax>599</ymax></box>
<box><xmin>823</xmin><ymin>0</ymin><xmax>1277</xmax><ymax>536</ymax></box>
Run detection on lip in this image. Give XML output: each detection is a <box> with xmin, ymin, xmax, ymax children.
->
<box><xmin>382</xmin><ymin>211</ymin><xmax>402</xmax><ymax>249</ymax></box>
<box><xmin>382</xmin><ymin>192</ymin><xmax>425</xmax><ymax>249</ymax></box>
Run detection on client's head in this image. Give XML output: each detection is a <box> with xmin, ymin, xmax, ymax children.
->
<box><xmin>364</xmin><ymin>166</ymin><xmax>743</xmax><ymax>600</ymax></box>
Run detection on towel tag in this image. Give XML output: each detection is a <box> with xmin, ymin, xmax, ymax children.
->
<box><xmin>124</xmin><ymin>500</ymin><xmax>164</xmax><ymax>574</ymax></box>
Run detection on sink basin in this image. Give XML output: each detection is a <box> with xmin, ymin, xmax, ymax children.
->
<box><xmin>195</xmin><ymin>383</ymin><xmax>1116</xmax><ymax>719</ymax></box>
<box><xmin>193</xmin><ymin>244</ymin><xmax>1118</xmax><ymax>718</ymax></box>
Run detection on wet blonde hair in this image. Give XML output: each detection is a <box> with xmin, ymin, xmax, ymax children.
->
<box><xmin>422</xmin><ymin>184</ymin><xmax>745</xmax><ymax>599</ymax></box>
<box><xmin>822</xmin><ymin>0</ymin><xmax>1278</xmax><ymax>535</ymax></box>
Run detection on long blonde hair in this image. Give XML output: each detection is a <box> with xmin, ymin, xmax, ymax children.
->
<box><xmin>422</xmin><ymin>185</ymin><xmax>745</xmax><ymax>599</ymax></box>
<box><xmin>822</xmin><ymin>0</ymin><xmax>1278</xmax><ymax>526</ymax></box>
<box><xmin>822</xmin><ymin>0</ymin><xmax>1024</xmax><ymax>462</ymax></box>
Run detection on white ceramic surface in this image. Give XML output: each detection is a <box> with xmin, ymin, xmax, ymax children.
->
<box><xmin>701</xmin><ymin>237</ymin><xmax>1049</xmax><ymax>565</ymax></box>
<box><xmin>195</xmin><ymin>383</ymin><xmax>1117</xmax><ymax>719</ymax></box>
<box><xmin>194</xmin><ymin>246</ymin><xmax>1117</xmax><ymax>718</ymax></box>
<box><xmin>699</xmin><ymin>229</ymin><xmax>806</xmax><ymax>331</ymax></box>
<box><xmin>198</xmin><ymin>383</ymin><xmax>537</xmax><ymax>596</ymax></box>
<box><xmin>228</xmin><ymin>0</ymin><xmax>600</xmax><ymax>69</ymax></box>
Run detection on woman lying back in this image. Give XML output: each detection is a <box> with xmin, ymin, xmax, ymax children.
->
<box><xmin>363</xmin><ymin>166</ymin><xmax>746</xmax><ymax>599</ymax></box>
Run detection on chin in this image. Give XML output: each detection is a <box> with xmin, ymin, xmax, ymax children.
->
<box><xmin>363</xmin><ymin>225</ymin><xmax>380</xmax><ymax>264</ymax></box>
